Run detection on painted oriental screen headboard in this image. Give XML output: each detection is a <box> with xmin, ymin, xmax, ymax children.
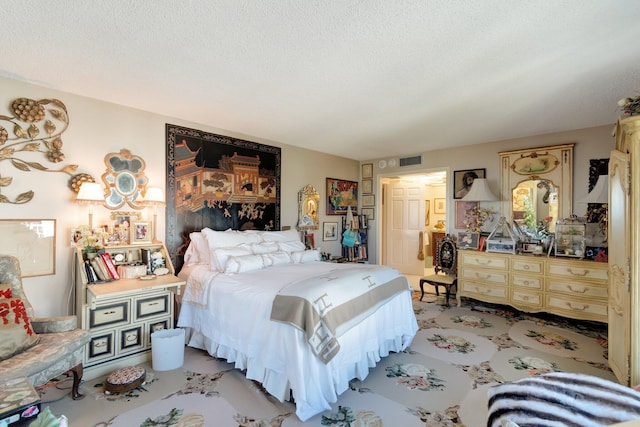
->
<box><xmin>165</xmin><ymin>124</ymin><xmax>281</xmax><ymax>269</ymax></box>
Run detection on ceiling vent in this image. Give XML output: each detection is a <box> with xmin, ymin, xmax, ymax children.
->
<box><xmin>399</xmin><ymin>155</ymin><xmax>422</xmax><ymax>167</ymax></box>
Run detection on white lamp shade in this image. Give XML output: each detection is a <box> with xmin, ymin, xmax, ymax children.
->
<box><xmin>76</xmin><ymin>182</ymin><xmax>104</xmax><ymax>203</ymax></box>
<box><xmin>143</xmin><ymin>186</ymin><xmax>165</xmax><ymax>205</ymax></box>
<box><xmin>581</xmin><ymin>175</ymin><xmax>608</xmax><ymax>204</ymax></box>
<box><xmin>461</xmin><ymin>178</ymin><xmax>499</xmax><ymax>202</ymax></box>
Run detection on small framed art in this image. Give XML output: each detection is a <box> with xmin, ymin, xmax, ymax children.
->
<box><xmin>323</xmin><ymin>222</ymin><xmax>338</xmax><ymax>241</ymax></box>
<box><xmin>453</xmin><ymin>168</ymin><xmax>486</xmax><ymax>199</ymax></box>
<box><xmin>362</xmin><ymin>194</ymin><xmax>375</xmax><ymax>207</ymax></box>
<box><xmin>362</xmin><ymin>163</ymin><xmax>373</xmax><ymax>179</ymax></box>
<box><xmin>457</xmin><ymin>231</ymin><xmax>480</xmax><ymax>250</ymax></box>
<box><xmin>130</xmin><ymin>221</ymin><xmax>152</xmax><ymax>244</ymax></box>
<box><xmin>455</xmin><ymin>200</ymin><xmax>478</xmax><ymax>229</ymax></box>
<box><xmin>362</xmin><ymin>207</ymin><xmax>374</xmax><ymax>220</ymax></box>
<box><xmin>434</xmin><ymin>198</ymin><xmax>446</xmax><ymax>214</ymax></box>
<box><xmin>361</xmin><ymin>179</ymin><xmax>373</xmax><ymax>194</ymax></box>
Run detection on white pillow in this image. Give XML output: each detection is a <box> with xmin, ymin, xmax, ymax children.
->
<box><xmin>250</xmin><ymin>242</ymin><xmax>279</xmax><ymax>254</ymax></box>
<box><xmin>261</xmin><ymin>230</ymin><xmax>301</xmax><ymax>243</ymax></box>
<box><xmin>267</xmin><ymin>251</ymin><xmax>292</xmax><ymax>266</ymax></box>
<box><xmin>291</xmin><ymin>249</ymin><xmax>321</xmax><ymax>264</ymax></box>
<box><xmin>184</xmin><ymin>231</ymin><xmax>210</xmax><ymax>265</ymax></box>
<box><xmin>201</xmin><ymin>228</ymin><xmax>262</xmax><ymax>251</ymax></box>
<box><xmin>277</xmin><ymin>240</ymin><xmax>306</xmax><ymax>253</ymax></box>
<box><xmin>224</xmin><ymin>254</ymin><xmax>269</xmax><ymax>274</ymax></box>
<box><xmin>210</xmin><ymin>245</ymin><xmax>252</xmax><ymax>272</ymax></box>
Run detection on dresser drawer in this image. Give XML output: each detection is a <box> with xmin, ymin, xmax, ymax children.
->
<box><xmin>511</xmin><ymin>274</ymin><xmax>543</xmax><ymax>289</ymax></box>
<box><xmin>460</xmin><ymin>268</ymin><xmax>508</xmax><ymax>285</ymax></box>
<box><xmin>461</xmin><ymin>253</ymin><xmax>508</xmax><ymax>269</ymax></box>
<box><xmin>546</xmin><ymin>279</ymin><xmax>608</xmax><ymax>299</ymax></box>
<box><xmin>546</xmin><ymin>262</ymin><xmax>608</xmax><ymax>282</ymax></box>
<box><xmin>135</xmin><ymin>293</ymin><xmax>170</xmax><ymax>320</ymax></box>
<box><xmin>545</xmin><ymin>294</ymin><xmax>608</xmax><ymax>321</ymax></box>
<box><xmin>460</xmin><ymin>281</ymin><xmax>508</xmax><ymax>300</ymax></box>
<box><xmin>86</xmin><ymin>330</ymin><xmax>116</xmax><ymax>365</ymax></box>
<box><xmin>88</xmin><ymin>300</ymin><xmax>130</xmax><ymax>329</ymax></box>
<box><xmin>510</xmin><ymin>289</ymin><xmax>543</xmax><ymax>308</ymax></box>
<box><xmin>511</xmin><ymin>258</ymin><xmax>543</xmax><ymax>274</ymax></box>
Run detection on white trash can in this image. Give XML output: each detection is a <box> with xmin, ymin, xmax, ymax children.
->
<box><xmin>151</xmin><ymin>328</ymin><xmax>185</xmax><ymax>371</ymax></box>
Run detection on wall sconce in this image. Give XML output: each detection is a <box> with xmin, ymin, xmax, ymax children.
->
<box><xmin>142</xmin><ymin>187</ymin><xmax>165</xmax><ymax>243</ymax></box>
<box><xmin>462</xmin><ymin>178</ymin><xmax>499</xmax><ymax>232</ymax></box>
<box><xmin>76</xmin><ymin>182</ymin><xmax>104</xmax><ymax>229</ymax></box>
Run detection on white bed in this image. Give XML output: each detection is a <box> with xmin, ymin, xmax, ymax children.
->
<box><xmin>176</xmin><ymin>228</ymin><xmax>418</xmax><ymax>421</ymax></box>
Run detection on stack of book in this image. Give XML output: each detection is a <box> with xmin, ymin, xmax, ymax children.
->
<box><xmin>84</xmin><ymin>252</ymin><xmax>120</xmax><ymax>283</ymax></box>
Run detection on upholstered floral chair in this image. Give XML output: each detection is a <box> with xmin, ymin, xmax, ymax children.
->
<box><xmin>0</xmin><ymin>255</ymin><xmax>91</xmax><ymax>399</ymax></box>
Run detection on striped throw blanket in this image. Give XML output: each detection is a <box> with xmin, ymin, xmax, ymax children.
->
<box><xmin>487</xmin><ymin>373</ymin><xmax>640</xmax><ymax>427</ymax></box>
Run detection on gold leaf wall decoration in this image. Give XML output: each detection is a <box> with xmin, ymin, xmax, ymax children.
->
<box><xmin>0</xmin><ymin>97</ymin><xmax>79</xmax><ymax>204</ymax></box>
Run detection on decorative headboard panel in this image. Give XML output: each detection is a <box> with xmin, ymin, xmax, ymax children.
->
<box><xmin>165</xmin><ymin>124</ymin><xmax>281</xmax><ymax>270</ymax></box>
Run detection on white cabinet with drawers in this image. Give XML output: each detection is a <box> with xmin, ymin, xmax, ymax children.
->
<box><xmin>457</xmin><ymin>251</ymin><xmax>608</xmax><ymax>322</ymax></box>
<box><xmin>74</xmin><ymin>242</ymin><xmax>185</xmax><ymax>379</ymax></box>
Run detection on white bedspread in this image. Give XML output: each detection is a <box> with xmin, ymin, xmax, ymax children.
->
<box><xmin>177</xmin><ymin>261</ymin><xmax>418</xmax><ymax>421</ymax></box>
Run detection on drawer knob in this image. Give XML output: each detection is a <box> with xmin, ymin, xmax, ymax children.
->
<box><xmin>567</xmin><ymin>268</ymin><xmax>588</xmax><ymax>277</ymax></box>
<box><xmin>524</xmin><ymin>265</ymin><xmax>530</xmax><ymax>270</ymax></box>
<box><xmin>523</xmin><ymin>280</ymin><xmax>530</xmax><ymax>285</ymax></box>
<box><xmin>103</xmin><ymin>310</ymin><xmax>116</xmax><ymax>315</ymax></box>
<box><xmin>475</xmin><ymin>273</ymin><xmax>491</xmax><ymax>280</ymax></box>
<box><xmin>475</xmin><ymin>259</ymin><xmax>490</xmax><ymax>265</ymax></box>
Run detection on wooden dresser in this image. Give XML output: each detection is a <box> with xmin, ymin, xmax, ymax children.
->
<box><xmin>457</xmin><ymin>251</ymin><xmax>608</xmax><ymax>322</ymax></box>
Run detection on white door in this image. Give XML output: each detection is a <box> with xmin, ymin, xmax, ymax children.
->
<box><xmin>608</xmin><ymin>149</ymin><xmax>631</xmax><ymax>385</ymax></box>
<box><xmin>384</xmin><ymin>179</ymin><xmax>425</xmax><ymax>275</ymax></box>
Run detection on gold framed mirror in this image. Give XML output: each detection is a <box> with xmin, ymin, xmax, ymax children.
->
<box><xmin>296</xmin><ymin>184</ymin><xmax>320</xmax><ymax>231</ymax></box>
<box><xmin>102</xmin><ymin>149</ymin><xmax>148</xmax><ymax>210</ymax></box>
<box><xmin>500</xmin><ymin>143</ymin><xmax>574</xmax><ymax>240</ymax></box>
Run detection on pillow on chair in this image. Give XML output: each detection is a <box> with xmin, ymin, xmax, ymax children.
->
<box><xmin>0</xmin><ymin>284</ymin><xmax>40</xmax><ymax>361</ymax></box>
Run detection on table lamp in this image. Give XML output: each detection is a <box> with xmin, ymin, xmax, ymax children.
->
<box><xmin>76</xmin><ymin>182</ymin><xmax>104</xmax><ymax>229</ymax></box>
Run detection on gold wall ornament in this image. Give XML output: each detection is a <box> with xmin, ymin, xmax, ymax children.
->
<box><xmin>0</xmin><ymin>97</ymin><xmax>79</xmax><ymax>204</ymax></box>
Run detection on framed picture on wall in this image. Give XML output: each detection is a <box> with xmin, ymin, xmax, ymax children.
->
<box><xmin>453</xmin><ymin>168</ymin><xmax>486</xmax><ymax>199</ymax></box>
<box><xmin>362</xmin><ymin>163</ymin><xmax>373</xmax><ymax>179</ymax></box>
<box><xmin>455</xmin><ymin>201</ymin><xmax>478</xmax><ymax>229</ymax></box>
<box><xmin>326</xmin><ymin>178</ymin><xmax>358</xmax><ymax>215</ymax></box>
<box><xmin>362</xmin><ymin>207</ymin><xmax>374</xmax><ymax>220</ymax></box>
<box><xmin>434</xmin><ymin>198</ymin><xmax>446</xmax><ymax>214</ymax></box>
<box><xmin>362</xmin><ymin>194</ymin><xmax>375</xmax><ymax>207</ymax></box>
<box><xmin>323</xmin><ymin>222</ymin><xmax>338</xmax><ymax>241</ymax></box>
<box><xmin>361</xmin><ymin>179</ymin><xmax>373</xmax><ymax>194</ymax></box>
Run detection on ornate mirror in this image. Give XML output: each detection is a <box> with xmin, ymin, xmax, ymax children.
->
<box><xmin>500</xmin><ymin>144</ymin><xmax>573</xmax><ymax>240</ymax></box>
<box><xmin>102</xmin><ymin>149</ymin><xmax>148</xmax><ymax>210</ymax></box>
<box><xmin>296</xmin><ymin>184</ymin><xmax>320</xmax><ymax>231</ymax></box>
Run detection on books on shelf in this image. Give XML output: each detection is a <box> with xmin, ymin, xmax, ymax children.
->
<box><xmin>99</xmin><ymin>253</ymin><xmax>120</xmax><ymax>280</ymax></box>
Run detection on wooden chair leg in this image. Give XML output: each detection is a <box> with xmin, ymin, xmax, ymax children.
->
<box><xmin>419</xmin><ymin>280</ymin><xmax>425</xmax><ymax>301</ymax></box>
<box><xmin>67</xmin><ymin>363</ymin><xmax>85</xmax><ymax>400</ymax></box>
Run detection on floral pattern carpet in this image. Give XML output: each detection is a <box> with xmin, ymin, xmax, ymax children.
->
<box><xmin>41</xmin><ymin>292</ymin><xmax>616</xmax><ymax>427</ymax></box>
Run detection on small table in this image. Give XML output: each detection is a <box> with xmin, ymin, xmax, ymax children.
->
<box><xmin>0</xmin><ymin>377</ymin><xmax>41</xmax><ymax>425</ymax></box>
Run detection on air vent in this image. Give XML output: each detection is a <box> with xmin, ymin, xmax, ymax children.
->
<box><xmin>399</xmin><ymin>155</ymin><xmax>422</xmax><ymax>167</ymax></box>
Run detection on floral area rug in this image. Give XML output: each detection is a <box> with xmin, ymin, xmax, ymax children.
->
<box><xmin>44</xmin><ymin>292</ymin><xmax>614</xmax><ymax>427</ymax></box>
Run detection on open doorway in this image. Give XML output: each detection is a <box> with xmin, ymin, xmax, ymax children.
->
<box><xmin>379</xmin><ymin>170</ymin><xmax>447</xmax><ymax>289</ymax></box>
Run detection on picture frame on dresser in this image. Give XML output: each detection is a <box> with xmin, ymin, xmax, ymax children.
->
<box><xmin>130</xmin><ymin>221</ymin><xmax>152</xmax><ymax>244</ymax></box>
<box><xmin>457</xmin><ymin>231</ymin><xmax>480</xmax><ymax>250</ymax></box>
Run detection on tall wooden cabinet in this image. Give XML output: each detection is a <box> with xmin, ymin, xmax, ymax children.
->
<box><xmin>74</xmin><ymin>242</ymin><xmax>185</xmax><ymax>380</ymax></box>
<box><xmin>609</xmin><ymin>116</ymin><xmax>640</xmax><ymax>386</ymax></box>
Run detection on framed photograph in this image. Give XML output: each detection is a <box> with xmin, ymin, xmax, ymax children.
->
<box><xmin>457</xmin><ymin>231</ymin><xmax>480</xmax><ymax>250</ymax></box>
<box><xmin>323</xmin><ymin>222</ymin><xmax>338</xmax><ymax>241</ymax></box>
<box><xmin>425</xmin><ymin>200</ymin><xmax>430</xmax><ymax>226</ymax></box>
<box><xmin>362</xmin><ymin>163</ymin><xmax>373</xmax><ymax>179</ymax></box>
<box><xmin>453</xmin><ymin>168</ymin><xmax>486</xmax><ymax>199</ymax></box>
<box><xmin>304</xmin><ymin>233</ymin><xmax>315</xmax><ymax>249</ymax></box>
<box><xmin>361</xmin><ymin>179</ymin><xmax>373</xmax><ymax>194</ymax></box>
<box><xmin>434</xmin><ymin>198</ymin><xmax>446</xmax><ymax>214</ymax></box>
<box><xmin>0</xmin><ymin>219</ymin><xmax>56</xmax><ymax>277</ymax></box>
<box><xmin>455</xmin><ymin>201</ymin><xmax>478</xmax><ymax>229</ymax></box>
<box><xmin>326</xmin><ymin>178</ymin><xmax>358</xmax><ymax>215</ymax></box>
<box><xmin>362</xmin><ymin>207</ymin><xmax>374</xmax><ymax>220</ymax></box>
<box><xmin>362</xmin><ymin>194</ymin><xmax>375</xmax><ymax>207</ymax></box>
<box><xmin>130</xmin><ymin>221</ymin><xmax>152</xmax><ymax>244</ymax></box>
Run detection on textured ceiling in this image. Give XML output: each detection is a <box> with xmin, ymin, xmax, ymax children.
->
<box><xmin>2</xmin><ymin>1</ymin><xmax>640</xmax><ymax>161</ymax></box>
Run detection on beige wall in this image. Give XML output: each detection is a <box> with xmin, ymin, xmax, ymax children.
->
<box><xmin>364</xmin><ymin>125</ymin><xmax>615</xmax><ymax>263</ymax></box>
<box><xmin>0</xmin><ymin>76</ymin><xmax>358</xmax><ymax>316</ymax></box>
